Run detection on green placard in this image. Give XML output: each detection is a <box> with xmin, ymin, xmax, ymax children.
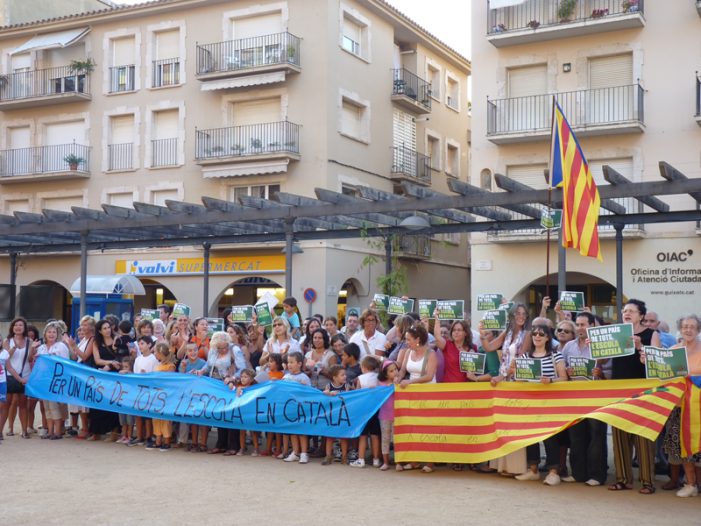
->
<box><xmin>482</xmin><ymin>309</ymin><xmax>506</xmax><ymax>330</ymax></box>
<box><xmin>140</xmin><ymin>308</ymin><xmax>159</xmax><ymax>321</ymax></box>
<box><xmin>644</xmin><ymin>346</ymin><xmax>689</xmax><ymax>380</ymax></box>
<box><xmin>587</xmin><ymin>323</ymin><xmax>635</xmax><ymax>360</ymax></box>
<box><xmin>569</xmin><ymin>356</ymin><xmax>596</xmax><ymax>380</ymax></box>
<box><xmin>230</xmin><ymin>305</ymin><xmax>254</xmax><ymax>323</ymax></box>
<box><xmin>476</xmin><ymin>294</ymin><xmax>503</xmax><ymax>311</ymax></box>
<box><xmin>387</xmin><ymin>297</ymin><xmax>415</xmax><ymax>315</ymax></box>
<box><xmin>436</xmin><ymin>300</ymin><xmax>465</xmax><ymax>320</ymax></box>
<box><xmin>206</xmin><ymin>317</ymin><xmax>225</xmax><ymax>337</ymax></box>
<box><xmin>418</xmin><ymin>299</ymin><xmax>437</xmax><ymax>319</ymax></box>
<box><xmin>498</xmin><ymin>301</ymin><xmax>514</xmax><ymax>312</ymax></box>
<box><xmin>254</xmin><ymin>302</ymin><xmax>274</xmax><ymax>326</ymax></box>
<box><xmin>559</xmin><ymin>291</ymin><xmax>584</xmax><ymax>312</ymax></box>
<box><xmin>514</xmin><ymin>357</ymin><xmax>542</xmax><ymax>382</ymax></box>
<box><xmin>459</xmin><ymin>351</ymin><xmax>486</xmax><ymax>374</ymax></box>
<box><xmin>172</xmin><ymin>303</ymin><xmax>191</xmax><ymax>318</ymax></box>
<box><xmin>373</xmin><ymin>293</ymin><xmax>389</xmax><ymax>311</ymax></box>
<box><xmin>540</xmin><ymin>208</ymin><xmax>562</xmax><ymax>230</ymax></box>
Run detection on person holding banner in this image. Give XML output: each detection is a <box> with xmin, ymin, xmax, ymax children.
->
<box><xmin>480</xmin><ymin>303</ymin><xmax>532</xmax><ymax>379</ymax></box>
<box><xmin>3</xmin><ymin>317</ymin><xmax>35</xmax><ymax>439</ymax></box>
<box><xmin>87</xmin><ymin>320</ymin><xmax>121</xmax><ymax>441</ymax></box>
<box><xmin>511</xmin><ymin>323</ymin><xmax>568</xmax><ymax>485</ymax></box>
<box><xmin>36</xmin><ymin>322</ymin><xmax>71</xmax><ymax>440</ymax></box>
<box><xmin>661</xmin><ymin>314</ymin><xmax>701</xmax><ymax>497</ymax></box>
<box><xmin>170</xmin><ymin>314</ymin><xmax>193</xmax><ymax>361</ymax></box>
<box><xmin>609</xmin><ymin>299</ymin><xmax>660</xmax><ymax>495</ymax></box>
<box><xmin>431</xmin><ymin>315</ymin><xmax>475</xmax><ymax>383</ymax></box>
<box><xmin>260</xmin><ymin>317</ymin><xmax>300</xmax><ymax>366</ymax></box>
<box><xmin>62</xmin><ymin>315</ymin><xmax>95</xmax><ymax>438</ymax></box>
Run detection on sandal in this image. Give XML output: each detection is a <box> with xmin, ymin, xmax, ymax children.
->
<box><xmin>223</xmin><ymin>450</ymin><xmax>237</xmax><ymax>456</ymax></box>
<box><xmin>452</xmin><ymin>464</ymin><xmax>465</xmax><ymax>472</ymax></box>
<box><xmin>608</xmin><ymin>482</ymin><xmax>632</xmax><ymax>491</ymax></box>
<box><xmin>21</xmin><ymin>433</ymin><xmax>31</xmax><ymax>439</ymax></box>
<box><xmin>208</xmin><ymin>448</ymin><xmax>224</xmax><ymax>455</ymax></box>
<box><xmin>421</xmin><ymin>465</ymin><xmax>434</xmax><ymax>473</ymax></box>
<box><xmin>662</xmin><ymin>480</ymin><xmax>680</xmax><ymax>491</ymax></box>
<box><xmin>639</xmin><ymin>484</ymin><xmax>656</xmax><ymax>495</ymax></box>
<box><xmin>395</xmin><ymin>464</ymin><xmax>404</xmax><ymax>472</ymax></box>
<box><xmin>402</xmin><ymin>463</ymin><xmax>415</xmax><ymax>471</ymax></box>
<box><xmin>198</xmin><ymin>445</ymin><xmax>208</xmax><ymax>453</ymax></box>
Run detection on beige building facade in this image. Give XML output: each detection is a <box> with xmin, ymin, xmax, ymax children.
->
<box><xmin>471</xmin><ymin>0</ymin><xmax>701</xmax><ymax>324</ymax></box>
<box><xmin>0</xmin><ymin>0</ymin><xmax>471</xmax><ymax>326</ymax></box>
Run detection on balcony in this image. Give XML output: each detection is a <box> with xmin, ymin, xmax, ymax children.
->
<box><xmin>195</xmin><ymin>121</ymin><xmax>300</xmax><ymax>176</ymax></box>
<box><xmin>697</xmin><ymin>0</ymin><xmax>701</xmax><ymax>17</ymax></box>
<box><xmin>694</xmin><ymin>74</ymin><xmax>701</xmax><ymax>126</ymax></box>
<box><xmin>0</xmin><ymin>65</ymin><xmax>91</xmax><ymax>110</ymax></box>
<box><xmin>488</xmin><ymin>198</ymin><xmax>644</xmax><ymax>242</ymax></box>
<box><xmin>391</xmin><ymin>68</ymin><xmax>431</xmax><ymax>114</ymax></box>
<box><xmin>487</xmin><ymin>0</ymin><xmax>645</xmax><ymax>47</ymax></box>
<box><xmin>487</xmin><ymin>84</ymin><xmax>644</xmax><ymax>144</ymax></box>
<box><xmin>108</xmin><ymin>143</ymin><xmax>134</xmax><ymax>171</ymax></box>
<box><xmin>152</xmin><ymin>58</ymin><xmax>180</xmax><ymax>88</ymax></box>
<box><xmin>391</xmin><ymin>146</ymin><xmax>431</xmax><ymax>186</ymax></box>
<box><xmin>396</xmin><ymin>234</ymin><xmax>432</xmax><ymax>259</ymax></box>
<box><xmin>151</xmin><ymin>138</ymin><xmax>178</xmax><ymax>168</ymax></box>
<box><xmin>196</xmin><ymin>32</ymin><xmax>301</xmax><ymax>88</ymax></box>
<box><xmin>0</xmin><ymin>143</ymin><xmax>90</xmax><ymax>184</ymax></box>
<box><xmin>109</xmin><ymin>65</ymin><xmax>135</xmax><ymax>93</ymax></box>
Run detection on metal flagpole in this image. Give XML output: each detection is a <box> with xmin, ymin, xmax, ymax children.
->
<box><xmin>545</xmin><ymin>96</ymin><xmax>558</xmax><ymax>301</ymax></box>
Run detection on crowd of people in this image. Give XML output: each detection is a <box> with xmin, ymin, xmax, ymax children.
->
<box><xmin>0</xmin><ymin>295</ymin><xmax>699</xmax><ymax>497</ymax></box>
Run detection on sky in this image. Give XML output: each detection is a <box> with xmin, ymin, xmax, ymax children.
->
<box><xmin>109</xmin><ymin>0</ymin><xmax>472</xmax><ymax>58</ymax></box>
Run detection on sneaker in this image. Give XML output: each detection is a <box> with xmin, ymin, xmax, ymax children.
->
<box><xmin>299</xmin><ymin>453</ymin><xmax>309</xmax><ymax>464</ymax></box>
<box><xmin>380</xmin><ymin>463</ymin><xmax>390</xmax><ymax>471</ymax></box>
<box><xmin>38</xmin><ymin>429</ymin><xmax>49</xmax><ymax>438</ymax></box>
<box><xmin>145</xmin><ymin>441</ymin><xmax>158</xmax><ymax>450</ymax></box>
<box><xmin>28</xmin><ymin>427</ymin><xmax>37</xmax><ymax>434</ymax></box>
<box><xmin>515</xmin><ymin>471</ymin><xmax>541</xmax><ymax>481</ymax></box>
<box><xmin>276</xmin><ymin>453</ymin><xmax>285</xmax><ymax>460</ymax></box>
<box><xmin>66</xmin><ymin>428</ymin><xmax>78</xmax><ymax>437</ymax></box>
<box><xmin>585</xmin><ymin>479</ymin><xmax>601</xmax><ymax>487</ymax></box>
<box><xmin>561</xmin><ymin>476</ymin><xmax>576</xmax><ymax>483</ymax></box>
<box><xmin>251</xmin><ymin>449</ymin><xmax>260</xmax><ymax>457</ymax></box>
<box><xmin>543</xmin><ymin>472</ymin><xmax>561</xmax><ymax>486</ymax></box>
<box><xmin>350</xmin><ymin>459</ymin><xmax>366</xmax><ymax>468</ymax></box>
<box><xmin>372</xmin><ymin>458</ymin><xmax>382</xmax><ymax>468</ymax></box>
<box><xmin>236</xmin><ymin>450</ymin><xmax>245</xmax><ymax>456</ymax></box>
<box><xmin>127</xmin><ymin>438</ymin><xmax>144</xmax><ymax>447</ymax></box>
<box><xmin>348</xmin><ymin>449</ymin><xmax>359</xmax><ymax>462</ymax></box>
<box><xmin>159</xmin><ymin>444</ymin><xmax>171</xmax><ymax>452</ymax></box>
<box><xmin>283</xmin><ymin>453</ymin><xmax>300</xmax><ymax>462</ymax></box>
<box><xmin>676</xmin><ymin>484</ymin><xmax>699</xmax><ymax>498</ymax></box>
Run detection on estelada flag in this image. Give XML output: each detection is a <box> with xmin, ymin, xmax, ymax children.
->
<box><xmin>550</xmin><ymin>100</ymin><xmax>602</xmax><ymax>261</ymax></box>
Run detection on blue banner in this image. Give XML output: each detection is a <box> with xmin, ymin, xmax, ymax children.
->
<box><xmin>26</xmin><ymin>356</ymin><xmax>392</xmax><ymax>438</ymax></box>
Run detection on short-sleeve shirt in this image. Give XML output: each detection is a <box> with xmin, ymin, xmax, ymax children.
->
<box><xmin>283</xmin><ymin>371</ymin><xmax>311</xmax><ymax>386</ymax></box>
<box><xmin>350</xmin><ymin>330</ymin><xmax>387</xmax><ymax>358</ymax></box>
<box><xmin>282</xmin><ymin>311</ymin><xmax>301</xmax><ymax>329</ymax></box>
<box><xmin>134</xmin><ymin>354</ymin><xmax>158</xmax><ymax>374</ymax></box>
<box><xmin>537</xmin><ymin>351</ymin><xmax>564</xmax><ymax>379</ymax></box>
<box><xmin>37</xmin><ymin>342</ymin><xmax>70</xmax><ymax>360</ymax></box>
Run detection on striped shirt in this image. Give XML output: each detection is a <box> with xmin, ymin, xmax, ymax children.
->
<box><xmin>532</xmin><ymin>351</ymin><xmax>564</xmax><ymax>379</ymax></box>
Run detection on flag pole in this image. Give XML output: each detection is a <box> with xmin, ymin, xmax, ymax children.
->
<box><xmin>545</xmin><ymin>96</ymin><xmax>557</xmax><ymax>302</ymax></box>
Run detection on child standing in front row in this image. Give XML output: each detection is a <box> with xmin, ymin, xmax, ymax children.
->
<box><xmin>263</xmin><ymin>353</ymin><xmax>285</xmax><ymax>456</ymax></box>
<box><xmin>322</xmin><ymin>365</ymin><xmax>350</xmax><ymax>465</ymax></box>
<box><xmin>129</xmin><ymin>336</ymin><xmax>158</xmax><ymax>447</ymax></box>
<box><xmin>180</xmin><ymin>343</ymin><xmax>206</xmax><ymax>451</ymax></box>
<box><xmin>377</xmin><ymin>360</ymin><xmax>398</xmax><ymax>471</ymax></box>
<box><xmin>234</xmin><ymin>369</ymin><xmax>260</xmax><ymax>456</ymax></box>
<box><xmin>350</xmin><ymin>356</ymin><xmax>381</xmax><ymax>468</ymax></box>
<box><xmin>117</xmin><ymin>356</ymin><xmax>135</xmax><ymax>444</ymax></box>
<box><xmin>282</xmin><ymin>352</ymin><xmax>311</xmax><ymax>464</ymax></box>
<box><xmin>147</xmin><ymin>343</ymin><xmax>176</xmax><ymax>452</ymax></box>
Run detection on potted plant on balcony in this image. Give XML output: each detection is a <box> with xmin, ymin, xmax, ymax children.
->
<box><xmin>591</xmin><ymin>8</ymin><xmax>609</xmax><ymax>18</ymax></box>
<box><xmin>63</xmin><ymin>153</ymin><xmax>85</xmax><ymax>171</ymax></box>
<box><xmin>211</xmin><ymin>145</ymin><xmax>225</xmax><ymax>155</ymax></box>
<box><xmin>527</xmin><ymin>20</ymin><xmax>540</xmax><ymax>29</ymax></box>
<box><xmin>286</xmin><ymin>44</ymin><xmax>297</xmax><ymax>62</ymax></box>
<box><xmin>231</xmin><ymin>144</ymin><xmax>244</xmax><ymax>154</ymax></box>
<box><xmin>250</xmin><ymin>138</ymin><xmax>263</xmax><ymax>151</ymax></box>
<box><xmin>622</xmin><ymin>0</ymin><xmax>639</xmax><ymax>13</ymax></box>
<box><xmin>558</xmin><ymin>0</ymin><xmax>577</xmax><ymax>22</ymax></box>
<box><xmin>68</xmin><ymin>58</ymin><xmax>96</xmax><ymax>74</ymax></box>
<box><xmin>492</xmin><ymin>23</ymin><xmax>507</xmax><ymax>33</ymax></box>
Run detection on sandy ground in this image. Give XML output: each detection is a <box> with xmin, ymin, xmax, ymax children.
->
<box><xmin>2</xmin><ymin>428</ymin><xmax>699</xmax><ymax>526</ymax></box>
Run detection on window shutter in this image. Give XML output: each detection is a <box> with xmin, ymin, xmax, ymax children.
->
<box><xmin>154</xmin><ymin>110</ymin><xmax>179</xmax><ymax>140</ymax></box>
<box><xmin>231</xmin><ymin>98</ymin><xmax>281</xmax><ymax>126</ymax></box>
<box><xmin>112</xmin><ymin>37</ymin><xmax>135</xmax><ymax>66</ymax></box>
<box><xmin>111</xmin><ymin>115</ymin><xmax>134</xmax><ymax>144</ymax></box>
<box><xmin>155</xmin><ymin>30</ymin><xmax>179</xmax><ymax>60</ymax></box>
<box><xmin>393</xmin><ymin>109</ymin><xmax>416</xmax><ymax>150</ymax></box>
<box><xmin>508</xmin><ymin>64</ymin><xmax>547</xmax><ymax>97</ymax></box>
<box><xmin>589</xmin><ymin>54</ymin><xmax>633</xmax><ymax>89</ymax></box>
<box><xmin>505</xmin><ymin>164</ymin><xmax>549</xmax><ymax>189</ymax></box>
<box><xmin>341</xmin><ymin>100</ymin><xmax>362</xmax><ymax>137</ymax></box>
<box><xmin>44</xmin><ymin>121</ymin><xmax>85</xmax><ymax>145</ymax></box>
<box><xmin>232</xmin><ymin>13</ymin><xmax>283</xmax><ymax>39</ymax></box>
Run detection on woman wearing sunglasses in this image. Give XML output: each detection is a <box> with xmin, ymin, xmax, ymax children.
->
<box><xmin>511</xmin><ymin>323</ymin><xmax>568</xmax><ymax>485</ymax></box>
<box><xmin>259</xmin><ymin>316</ymin><xmax>300</xmax><ymax>366</ymax></box>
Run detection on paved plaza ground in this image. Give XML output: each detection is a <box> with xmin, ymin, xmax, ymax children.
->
<box><xmin>3</xmin><ymin>430</ymin><xmax>699</xmax><ymax>525</ymax></box>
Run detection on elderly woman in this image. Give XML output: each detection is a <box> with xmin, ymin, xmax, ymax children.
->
<box><xmin>36</xmin><ymin>322</ymin><xmax>71</xmax><ymax>439</ymax></box>
<box><xmin>260</xmin><ymin>316</ymin><xmax>300</xmax><ymax>366</ymax></box>
<box><xmin>661</xmin><ymin>314</ymin><xmax>701</xmax><ymax>497</ymax></box>
<box><xmin>199</xmin><ymin>331</ymin><xmax>237</xmax><ymax>454</ymax></box>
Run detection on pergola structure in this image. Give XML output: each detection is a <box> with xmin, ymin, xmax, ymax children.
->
<box><xmin>1</xmin><ymin>161</ymin><xmax>700</xmax><ymax>318</ymax></box>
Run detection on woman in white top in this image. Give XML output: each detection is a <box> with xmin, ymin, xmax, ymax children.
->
<box><xmin>260</xmin><ymin>316</ymin><xmax>300</xmax><ymax>366</ymax></box>
<box><xmin>37</xmin><ymin>322</ymin><xmax>71</xmax><ymax>439</ymax></box>
<box><xmin>397</xmin><ymin>324</ymin><xmax>437</xmax><ymax>473</ymax></box>
<box><xmin>3</xmin><ymin>317</ymin><xmax>36</xmax><ymax>438</ymax></box>
<box><xmin>61</xmin><ymin>315</ymin><xmax>95</xmax><ymax>438</ymax></box>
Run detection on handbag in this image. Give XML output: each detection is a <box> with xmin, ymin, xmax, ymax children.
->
<box><xmin>6</xmin><ymin>342</ymin><xmax>29</xmax><ymax>394</ymax></box>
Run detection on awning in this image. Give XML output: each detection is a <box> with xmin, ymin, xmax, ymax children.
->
<box><xmin>200</xmin><ymin>71</ymin><xmax>286</xmax><ymax>91</ymax></box>
<box><xmin>12</xmin><ymin>27</ymin><xmax>90</xmax><ymax>55</ymax></box>
<box><xmin>202</xmin><ymin>160</ymin><xmax>290</xmax><ymax>178</ymax></box>
<box><xmin>69</xmin><ymin>274</ymin><xmax>146</xmax><ymax>296</ymax></box>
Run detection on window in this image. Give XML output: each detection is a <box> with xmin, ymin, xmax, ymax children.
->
<box><xmin>427</xmin><ymin>62</ymin><xmax>441</xmax><ymax>100</ymax></box>
<box><xmin>231</xmin><ymin>98</ymin><xmax>281</xmax><ymax>126</ymax></box>
<box><xmin>151</xmin><ymin>109</ymin><xmax>179</xmax><ymax>167</ymax></box>
<box><xmin>506</xmin><ymin>163</ymin><xmax>548</xmax><ymax>189</ymax></box>
<box><xmin>446</xmin><ymin>142</ymin><xmax>459</xmax><ymax>177</ymax></box>
<box><xmin>507</xmin><ymin>64</ymin><xmax>547</xmax><ymax>130</ymax></box>
<box><xmin>41</xmin><ymin>195</ymin><xmax>82</xmax><ymax>212</ymax></box>
<box><xmin>229</xmin><ymin>184</ymin><xmax>280</xmax><ymax>202</ymax></box>
<box><xmin>393</xmin><ymin>109</ymin><xmax>416</xmax><ymax>150</ymax></box>
<box><xmin>340</xmin><ymin>6</ymin><xmax>370</xmax><ymax>61</ymax></box>
<box><xmin>110</xmin><ymin>37</ymin><xmax>136</xmax><ymax>93</ymax></box>
<box><xmin>107</xmin><ymin>192</ymin><xmax>135</xmax><ymax>208</ymax></box>
<box><xmin>426</xmin><ymin>133</ymin><xmax>441</xmax><ymax>170</ymax></box>
<box><xmin>108</xmin><ymin>115</ymin><xmax>135</xmax><ymax>171</ymax></box>
<box><xmin>588</xmin><ymin>54</ymin><xmax>634</xmax><ymax>124</ymax></box>
<box><xmin>446</xmin><ymin>74</ymin><xmax>459</xmax><ymax>110</ymax></box>
<box><xmin>339</xmin><ymin>90</ymin><xmax>370</xmax><ymax>143</ymax></box>
<box><xmin>4</xmin><ymin>199</ymin><xmax>30</xmax><ymax>214</ymax></box>
<box><xmin>341</xmin><ymin>183</ymin><xmax>359</xmax><ymax>197</ymax></box>
<box><xmin>44</xmin><ymin>120</ymin><xmax>88</xmax><ymax>173</ymax></box>
<box><xmin>588</xmin><ymin>157</ymin><xmax>639</xmax><ymax>214</ymax></box>
<box><xmin>150</xmin><ymin>188</ymin><xmax>179</xmax><ymax>206</ymax></box>
<box><xmin>153</xmin><ymin>29</ymin><xmax>181</xmax><ymax>88</ymax></box>
<box><xmin>231</xmin><ymin>11</ymin><xmax>283</xmax><ymax>39</ymax></box>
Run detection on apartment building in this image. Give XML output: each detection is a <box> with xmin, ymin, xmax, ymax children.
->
<box><xmin>470</xmin><ymin>0</ymin><xmax>701</xmax><ymax>323</ymax></box>
<box><xmin>0</xmin><ymin>0</ymin><xmax>471</xmax><ymax>325</ymax></box>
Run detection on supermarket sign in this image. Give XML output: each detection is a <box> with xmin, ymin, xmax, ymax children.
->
<box><xmin>116</xmin><ymin>255</ymin><xmax>285</xmax><ymax>276</ymax></box>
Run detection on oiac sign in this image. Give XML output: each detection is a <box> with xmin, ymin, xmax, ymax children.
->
<box><xmin>126</xmin><ymin>260</ymin><xmax>177</xmax><ymax>276</ymax></box>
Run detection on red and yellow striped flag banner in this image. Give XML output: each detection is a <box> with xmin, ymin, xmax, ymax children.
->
<box><xmin>394</xmin><ymin>379</ymin><xmax>686</xmax><ymax>464</ymax></box>
<box><xmin>681</xmin><ymin>377</ymin><xmax>701</xmax><ymax>457</ymax></box>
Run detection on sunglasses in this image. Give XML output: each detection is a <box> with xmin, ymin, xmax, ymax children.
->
<box><xmin>556</xmin><ymin>328</ymin><xmax>573</xmax><ymax>334</ymax></box>
<box><xmin>531</xmin><ymin>330</ymin><xmax>548</xmax><ymax>337</ymax></box>
<box><xmin>273</xmin><ymin>323</ymin><xmax>284</xmax><ymax>327</ymax></box>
